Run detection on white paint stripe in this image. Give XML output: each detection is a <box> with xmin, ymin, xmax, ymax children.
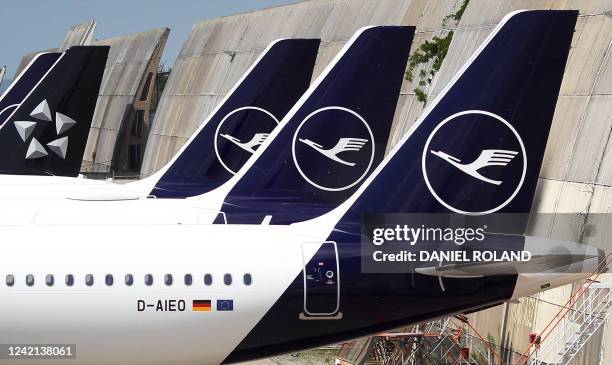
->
<box><xmin>0</xmin><ymin>52</ymin><xmax>66</xmax><ymax>131</ymax></box>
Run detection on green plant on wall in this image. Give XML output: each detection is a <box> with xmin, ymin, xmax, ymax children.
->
<box><xmin>405</xmin><ymin>0</ymin><xmax>470</xmax><ymax>104</ymax></box>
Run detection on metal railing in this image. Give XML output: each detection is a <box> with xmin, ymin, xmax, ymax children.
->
<box><xmin>528</xmin><ymin>283</ymin><xmax>612</xmax><ymax>365</ymax></box>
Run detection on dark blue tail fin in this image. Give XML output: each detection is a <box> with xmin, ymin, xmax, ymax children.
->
<box><xmin>0</xmin><ymin>46</ymin><xmax>108</xmax><ymax>176</ymax></box>
<box><xmin>333</xmin><ymin>10</ymin><xmax>577</xmax><ymax>227</ymax></box>
<box><xmin>0</xmin><ymin>52</ymin><xmax>61</xmax><ymax>127</ymax></box>
<box><xmin>149</xmin><ymin>39</ymin><xmax>321</xmax><ymax>198</ymax></box>
<box><xmin>220</xmin><ymin>26</ymin><xmax>415</xmax><ymax>224</ymax></box>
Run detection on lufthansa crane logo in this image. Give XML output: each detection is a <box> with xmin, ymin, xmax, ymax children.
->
<box><xmin>299</xmin><ymin>137</ymin><xmax>369</xmax><ymax>166</ymax></box>
<box><xmin>292</xmin><ymin>106</ymin><xmax>375</xmax><ymax>192</ymax></box>
<box><xmin>430</xmin><ymin>149</ymin><xmax>519</xmax><ymax>185</ymax></box>
<box><xmin>214</xmin><ymin>106</ymin><xmax>279</xmax><ymax>175</ymax></box>
<box><xmin>220</xmin><ymin>133</ymin><xmax>270</xmax><ymax>154</ymax></box>
<box><xmin>422</xmin><ymin>110</ymin><xmax>527</xmax><ymax>215</ymax></box>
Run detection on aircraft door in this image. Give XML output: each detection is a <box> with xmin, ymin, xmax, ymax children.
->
<box><xmin>300</xmin><ymin>241</ymin><xmax>342</xmax><ymax>320</ymax></box>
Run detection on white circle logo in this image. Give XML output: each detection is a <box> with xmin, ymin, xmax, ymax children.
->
<box><xmin>214</xmin><ymin>106</ymin><xmax>279</xmax><ymax>175</ymax></box>
<box><xmin>422</xmin><ymin>110</ymin><xmax>527</xmax><ymax>215</ymax></box>
<box><xmin>292</xmin><ymin>106</ymin><xmax>375</xmax><ymax>192</ymax></box>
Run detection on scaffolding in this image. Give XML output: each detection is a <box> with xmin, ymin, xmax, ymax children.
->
<box><xmin>515</xmin><ymin>254</ymin><xmax>612</xmax><ymax>365</ymax></box>
<box><xmin>527</xmin><ymin>282</ymin><xmax>612</xmax><ymax>365</ymax></box>
<box><xmin>337</xmin><ymin>255</ymin><xmax>612</xmax><ymax>365</ymax></box>
<box><xmin>337</xmin><ymin>316</ymin><xmax>500</xmax><ymax>364</ymax></box>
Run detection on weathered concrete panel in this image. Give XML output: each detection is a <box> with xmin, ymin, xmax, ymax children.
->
<box><xmin>560</xmin><ymin>14</ymin><xmax>612</xmax><ymax>96</ymax></box>
<box><xmin>568</xmin><ymin>95</ymin><xmax>612</xmax><ymax>183</ymax></box>
<box><xmin>84</xmin><ymin>28</ymin><xmax>169</xmax><ymax>173</ymax></box>
<box><xmin>58</xmin><ymin>20</ymin><xmax>95</xmax><ymax>52</ymax></box>
<box><xmin>540</xmin><ymin>96</ymin><xmax>589</xmax><ymax>180</ymax></box>
<box><xmin>593</xmin><ymin>39</ymin><xmax>612</xmax><ymax>95</ymax></box>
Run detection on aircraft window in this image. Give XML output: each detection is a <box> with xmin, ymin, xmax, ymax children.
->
<box><xmin>46</xmin><ymin>274</ymin><xmax>54</xmax><ymax>286</ymax></box>
<box><xmin>204</xmin><ymin>274</ymin><xmax>212</xmax><ymax>286</ymax></box>
<box><xmin>85</xmin><ymin>274</ymin><xmax>94</xmax><ymax>286</ymax></box>
<box><xmin>65</xmin><ymin>274</ymin><xmax>74</xmax><ymax>286</ymax></box>
<box><xmin>6</xmin><ymin>274</ymin><xmax>14</xmax><ymax>287</ymax></box>
<box><xmin>105</xmin><ymin>274</ymin><xmax>114</xmax><ymax>286</ymax></box>
<box><xmin>125</xmin><ymin>274</ymin><xmax>133</xmax><ymax>286</ymax></box>
<box><xmin>243</xmin><ymin>273</ymin><xmax>252</xmax><ymax>286</ymax></box>
<box><xmin>145</xmin><ymin>274</ymin><xmax>153</xmax><ymax>286</ymax></box>
<box><xmin>26</xmin><ymin>274</ymin><xmax>34</xmax><ymax>286</ymax></box>
<box><xmin>224</xmin><ymin>274</ymin><xmax>232</xmax><ymax>286</ymax></box>
<box><xmin>184</xmin><ymin>274</ymin><xmax>192</xmax><ymax>286</ymax></box>
<box><xmin>164</xmin><ymin>274</ymin><xmax>173</xmax><ymax>286</ymax></box>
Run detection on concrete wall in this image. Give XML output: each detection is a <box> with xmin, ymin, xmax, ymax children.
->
<box><xmin>83</xmin><ymin>28</ymin><xmax>169</xmax><ymax>174</ymax></box>
<box><xmin>59</xmin><ymin>20</ymin><xmax>95</xmax><ymax>51</ymax></box>
<box><xmin>140</xmin><ymin>0</ymin><xmax>466</xmax><ymax>175</ymax></box>
<box><xmin>13</xmin><ymin>21</ymin><xmax>96</xmax><ymax>78</ymax></box>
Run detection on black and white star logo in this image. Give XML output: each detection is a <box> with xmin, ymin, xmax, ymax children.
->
<box><xmin>14</xmin><ymin>99</ymin><xmax>77</xmax><ymax>159</ymax></box>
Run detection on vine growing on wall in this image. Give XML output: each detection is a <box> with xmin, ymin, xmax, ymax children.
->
<box><xmin>405</xmin><ymin>0</ymin><xmax>470</xmax><ymax>104</ymax></box>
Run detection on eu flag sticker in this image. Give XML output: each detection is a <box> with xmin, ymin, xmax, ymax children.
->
<box><xmin>217</xmin><ymin>299</ymin><xmax>234</xmax><ymax>311</ymax></box>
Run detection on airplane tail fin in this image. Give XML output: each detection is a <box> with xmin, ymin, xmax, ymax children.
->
<box><xmin>0</xmin><ymin>46</ymin><xmax>109</xmax><ymax>176</ymax></box>
<box><xmin>220</xmin><ymin>26</ymin><xmax>415</xmax><ymax>224</ymax></box>
<box><xmin>0</xmin><ymin>52</ymin><xmax>62</xmax><ymax>127</ymax></box>
<box><xmin>331</xmin><ymin>10</ymin><xmax>577</xmax><ymax>228</ymax></box>
<box><xmin>148</xmin><ymin>38</ymin><xmax>321</xmax><ymax>198</ymax></box>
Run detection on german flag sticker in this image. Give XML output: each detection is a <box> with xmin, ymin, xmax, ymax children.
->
<box><xmin>192</xmin><ymin>300</ymin><xmax>212</xmax><ymax>312</ymax></box>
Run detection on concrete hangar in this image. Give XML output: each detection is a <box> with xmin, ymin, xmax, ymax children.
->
<box><xmin>11</xmin><ymin>0</ymin><xmax>612</xmax><ymax>363</ymax></box>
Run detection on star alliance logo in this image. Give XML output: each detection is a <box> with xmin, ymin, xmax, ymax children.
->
<box><xmin>13</xmin><ymin>99</ymin><xmax>77</xmax><ymax>159</ymax></box>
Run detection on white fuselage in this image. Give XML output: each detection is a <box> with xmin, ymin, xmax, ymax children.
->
<box><xmin>0</xmin><ymin>222</ymin><xmax>329</xmax><ymax>365</ymax></box>
<box><xmin>0</xmin><ymin>169</ymin><xmax>237</xmax><ymax>226</ymax></box>
<box><xmin>0</xmin><ymin>212</ymin><xmax>602</xmax><ymax>365</ymax></box>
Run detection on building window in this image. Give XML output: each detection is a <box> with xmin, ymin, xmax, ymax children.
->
<box><xmin>46</xmin><ymin>274</ymin><xmax>54</xmax><ymax>286</ymax></box>
<box><xmin>66</xmin><ymin>274</ymin><xmax>74</xmax><ymax>286</ymax></box>
<box><xmin>128</xmin><ymin>144</ymin><xmax>143</xmax><ymax>171</ymax></box>
<box><xmin>85</xmin><ymin>274</ymin><xmax>94</xmax><ymax>286</ymax></box>
<box><xmin>204</xmin><ymin>274</ymin><xmax>212</xmax><ymax>286</ymax></box>
<box><xmin>105</xmin><ymin>274</ymin><xmax>114</xmax><ymax>286</ymax></box>
<box><xmin>164</xmin><ymin>274</ymin><xmax>173</xmax><ymax>286</ymax></box>
<box><xmin>5</xmin><ymin>274</ymin><xmax>14</xmax><ymax>287</ymax></box>
<box><xmin>131</xmin><ymin>110</ymin><xmax>144</xmax><ymax>137</ymax></box>
<box><xmin>140</xmin><ymin>72</ymin><xmax>153</xmax><ymax>101</ymax></box>
<box><xmin>145</xmin><ymin>274</ymin><xmax>153</xmax><ymax>286</ymax></box>
<box><xmin>224</xmin><ymin>274</ymin><xmax>232</xmax><ymax>286</ymax></box>
<box><xmin>243</xmin><ymin>273</ymin><xmax>252</xmax><ymax>286</ymax></box>
<box><xmin>184</xmin><ymin>274</ymin><xmax>192</xmax><ymax>286</ymax></box>
<box><xmin>26</xmin><ymin>274</ymin><xmax>34</xmax><ymax>287</ymax></box>
<box><xmin>125</xmin><ymin>274</ymin><xmax>134</xmax><ymax>286</ymax></box>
